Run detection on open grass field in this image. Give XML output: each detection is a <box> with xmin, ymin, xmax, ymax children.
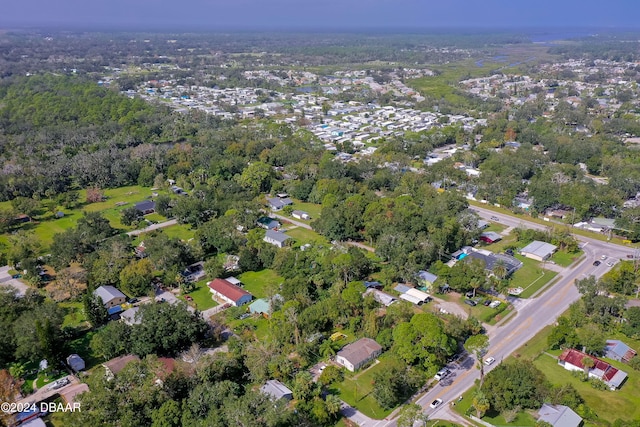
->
<box><xmin>238</xmin><ymin>269</ymin><xmax>284</xmax><ymax>299</ymax></box>
<box><xmin>285</xmin><ymin>226</ymin><xmax>329</xmax><ymax>246</ymax></box>
<box><xmin>333</xmin><ymin>353</ymin><xmax>401</xmax><ymax>419</ymax></box>
<box><xmin>0</xmin><ymin>185</ymin><xmax>170</xmax><ymax>251</ymax></box>
<box><xmin>60</xmin><ymin>301</ymin><xmax>89</xmax><ymax>329</ymax></box>
<box><xmin>551</xmin><ymin>250</ymin><xmax>583</xmax><ymax>267</ymax></box>
<box><xmin>290</xmin><ymin>199</ymin><xmax>323</xmax><ymax>220</ymax></box>
<box><xmin>510</xmin><ymin>256</ymin><xmax>557</xmax><ymax>298</ymax></box>
<box><xmin>181</xmin><ymin>279</ymin><xmax>218</xmax><ymax>311</ymax></box>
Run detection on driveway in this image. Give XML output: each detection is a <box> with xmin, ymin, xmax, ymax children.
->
<box><xmin>127</xmin><ymin>219</ymin><xmax>178</xmax><ymax>236</ymax></box>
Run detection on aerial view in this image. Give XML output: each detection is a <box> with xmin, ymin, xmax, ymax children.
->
<box><xmin>1</xmin><ymin>1</ymin><xmax>640</xmax><ymax>427</ymax></box>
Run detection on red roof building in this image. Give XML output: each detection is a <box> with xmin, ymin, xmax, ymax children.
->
<box><xmin>558</xmin><ymin>348</ymin><xmax>627</xmax><ymax>390</ymax></box>
<box><xmin>207</xmin><ymin>278</ymin><xmax>253</xmax><ymax>307</ymax></box>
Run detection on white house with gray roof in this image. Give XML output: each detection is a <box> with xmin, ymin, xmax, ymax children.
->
<box><xmin>336</xmin><ymin>338</ymin><xmax>382</xmax><ymax>372</ymax></box>
<box><xmin>537</xmin><ymin>404</ymin><xmax>582</xmax><ymax>427</ymax></box>
<box><xmin>520</xmin><ymin>241</ymin><xmax>557</xmax><ymax>261</ymax></box>
<box><xmin>94</xmin><ymin>285</ymin><xmax>127</xmax><ymax>309</ymax></box>
<box><xmin>263</xmin><ymin>230</ymin><xmax>291</xmax><ymax>248</ymax></box>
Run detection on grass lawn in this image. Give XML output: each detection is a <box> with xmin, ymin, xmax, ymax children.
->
<box><xmin>285</xmin><ymin>226</ymin><xmax>329</xmax><ymax>246</ymax></box>
<box><xmin>151</xmin><ymin>223</ymin><xmax>195</xmax><ymax>241</ymax></box>
<box><xmin>484</xmin><ymin>223</ymin><xmax>508</xmax><ymax>234</ymax></box>
<box><xmin>238</xmin><ymin>269</ymin><xmax>284</xmax><ymax>299</ymax></box>
<box><xmin>60</xmin><ymin>301</ymin><xmax>89</xmax><ymax>329</ymax></box>
<box><xmin>460</xmin><ymin>294</ymin><xmax>511</xmax><ymax>324</ymax></box>
<box><xmin>533</xmin><ymin>353</ymin><xmax>640</xmax><ymax>423</ymax></box>
<box><xmin>290</xmin><ymin>199</ymin><xmax>323</xmax><ymax>219</ymax></box>
<box><xmin>514</xmin><ymin>325</ymin><xmax>554</xmax><ymax>360</ymax></box>
<box><xmin>66</xmin><ymin>330</ymin><xmax>102</xmax><ymax>370</ymax></box>
<box><xmin>333</xmin><ymin>353</ymin><xmax>402</xmax><ymax>419</ymax></box>
<box><xmin>551</xmin><ymin>250</ymin><xmax>583</xmax><ymax>267</ymax></box>
<box><xmin>0</xmin><ymin>185</ymin><xmax>166</xmax><ymax>251</ymax></box>
<box><xmin>182</xmin><ymin>280</ymin><xmax>218</xmax><ymax>311</ymax></box>
<box><xmin>510</xmin><ymin>256</ymin><xmax>557</xmax><ymax>298</ymax></box>
<box><xmin>482</xmin><ymin>233</ymin><xmax>517</xmax><ymax>254</ymax></box>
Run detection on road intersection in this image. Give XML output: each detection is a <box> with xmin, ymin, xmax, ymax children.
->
<box><xmin>343</xmin><ymin>207</ymin><xmax>636</xmax><ymax>426</ymax></box>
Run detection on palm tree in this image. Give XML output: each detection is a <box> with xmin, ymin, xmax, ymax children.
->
<box><xmin>472</xmin><ymin>390</ymin><xmax>490</xmax><ymax>418</ymax></box>
<box><xmin>582</xmin><ymin>356</ymin><xmax>595</xmax><ymax>377</ymax></box>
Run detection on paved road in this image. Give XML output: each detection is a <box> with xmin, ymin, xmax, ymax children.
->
<box><xmin>371</xmin><ymin>208</ymin><xmax>635</xmax><ymax>427</ymax></box>
<box><xmin>126</xmin><ymin>219</ymin><xmax>178</xmax><ymax>236</ymax></box>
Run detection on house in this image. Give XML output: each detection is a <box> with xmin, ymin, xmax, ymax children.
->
<box><xmin>363</xmin><ymin>288</ymin><xmax>397</xmax><ymax>307</ymax></box>
<box><xmin>558</xmin><ymin>348</ymin><xmax>627</xmax><ymax>390</ymax></box>
<box><xmin>406</xmin><ymin>288</ymin><xmax>431</xmax><ymax>303</ymax></box>
<box><xmin>364</xmin><ymin>281</ymin><xmax>383</xmax><ymax>289</ymax></box>
<box><xmin>292</xmin><ymin>210</ymin><xmax>311</xmax><ymax>220</ymax></box>
<box><xmin>520</xmin><ymin>241</ymin><xmax>557</xmax><ymax>261</ymax></box>
<box><xmin>103</xmin><ymin>354</ymin><xmax>140</xmax><ymax>380</ymax></box>
<box><xmin>120</xmin><ymin>306</ymin><xmax>141</xmax><ymax>326</ymax></box>
<box><xmin>605</xmin><ymin>340</ymin><xmax>637</xmax><ymax>362</ymax></box>
<box><xmin>181</xmin><ymin>261</ymin><xmax>205</xmax><ymax>282</ymax></box>
<box><xmin>249</xmin><ymin>294</ymin><xmax>283</xmax><ymax>316</ymax></box>
<box><xmin>134</xmin><ymin>200</ymin><xmax>156</xmax><ymax>215</ymax></box>
<box><xmin>417</xmin><ymin>271</ymin><xmax>438</xmax><ymax>287</ymax></box>
<box><xmin>462</xmin><ymin>247</ymin><xmax>522</xmax><ymax>275</ymax></box>
<box><xmin>267</xmin><ymin>197</ymin><xmax>293</xmax><ymax>211</ymax></box>
<box><xmin>59</xmin><ymin>383</ymin><xmax>89</xmax><ymax>406</ymax></box>
<box><xmin>537</xmin><ymin>403</ymin><xmax>583</xmax><ymax>427</ymax></box>
<box><xmin>94</xmin><ymin>285</ymin><xmax>127</xmax><ymax>309</ymax></box>
<box><xmin>257</xmin><ymin>217</ymin><xmax>281</xmax><ymax>230</ymax></box>
<box><xmin>480</xmin><ymin>231</ymin><xmax>502</xmax><ymax>244</ymax></box>
<box><xmin>260</xmin><ymin>379</ymin><xmax>293</xmax><ymax>401</ymax></box>
<box><xmin>66</xmin><ymin>354</ymin><xmax>85</xmax><ymax>372</ymax></box>
<box><xmin>207</xmin><ymin>278</ymin><xmax>253</xmax><ymax>306</ymax></box>
<box><xmin>336</xmin><ymin>338</ymin><xmax>383</xmax><ymax>372</ymax></box>
<box><xmin>263</xmin><ymin>229</ymin><xmax>291</xmax><ymax>248</ymax></box>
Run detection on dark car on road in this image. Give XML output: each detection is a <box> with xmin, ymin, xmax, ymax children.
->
<box><xmin>593</xmin><ymin>260</ymin><xmax>601</xmax><ymax>266</ymax></box>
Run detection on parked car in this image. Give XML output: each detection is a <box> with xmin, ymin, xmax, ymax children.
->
<box><xmin>489</xmin><ymin>301</ymin><xmax>501</xmax><ymax>309</ymax></box>
<box><xmin>484</xmin><ymin>357</ymin><xmax>495</xmax><ymax>366</ymax></box>
<box><xmin>483</xmin><ymin>299</ymin><xmax>491</xmax><ymax>306</ymax></box>
<box><xmin>606</xmin><ymin>261</ymin><xmax>614</xmax><ymax>267</ymax></box>
<box><xmin>593</xmin><ymin>260</ymin><xmax>601</xmax><ymax>266</ymax></box>
<box><xmin>47</xmin><ymin>378</ymin><xmax>70</xmax><ymax>390</ymax></box>
<box><xmin>464</xmin><ymin>299</ymin><xmax>477</xmax><ymax>307</ymax></box>
<box><xmin>434</xmin><ymin>368</ymin><xmax>450</xmax><ymax>381</ymax></box>
<box><xmin>430</xmin><ymin>398</ymin><xmax>443</xmax><ymax>409</ymax></box>
<box><xmin>490</xmin><ymin>216</ymin><xmax>500</xmax><ymax>221</ymax></box>
<box><xmin>601</xmin><ymin>255</ymin><xmax>607</xmax><ymax>260</ymax></box>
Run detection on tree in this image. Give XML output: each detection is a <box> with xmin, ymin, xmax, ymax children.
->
<box><xmin>84</xmin><ymin>292</ymin><xmax>108</xmax><ymax>328</ymax></box>
<box><xmin>236</xmin><ymin>161</ymin><xmax>273</xmax><ymax>193</ymax></box>
<box><xmin>6</xmin><ymin>230</ymin><xmax>41</xmax><ymax>267</ymax></box>
<box><xmin>581</xmin><ymin>357</ymin><xmax>594</xmax><ymax>377</ymax></box>
<box><xmin>151</xmin><ymin>399</ymin><xmax>182</xmax><ymax>427</ymax></box>
<box><xmin>397</xmin><ymin>404</ymin><xmax>424</xmax><ymax>427</ymax></box>
<box><xmin>13</xmin><ymin>302</ymin><xmax>64</xmax><ymax>364</ymax></box>
<box><xmin>465</xmin><ymin>334</ymin><xmax>490</xmax><ymax>386</ymax></box>
<box><xmin>86</xmin><ymin>187</ymin><xmax>105</xmax><ymax>203</ymax></box>
<box><xmin>472</xmin><ymin>389</ymin><xmax>490</xmax><ymax>418</ymax></box>
<box><xmin>53</xmin><ymin>267</ymin><xmax>87</xmax><ymax>301</ymax></box>
<box><xmin>90</xmin><ymin>321</ymin><xmax>131</xmax><ymax>360</ymax></box>
<box><xmin>121</xmin><ymin>206</ymin><xmax>143</xmax><ymax>226</ymax></box>
<box><xmin>483</xmin><ymin>360</ymin><xmax>550</xmax><ymax>413</ymax></box>
<box><xmin>119</xmin><ymin>259</ymin><xmax>154</xmax><ymax>297</ymax></box>
<box><xmin>393</xmin><ymin>313</ymin><xmax>457</xmax><ymax>371</ymax></box>
<box><xmin>130</xmin><ymin>302</ymin><xmax>208</xmax><ymax>357</ymax></box>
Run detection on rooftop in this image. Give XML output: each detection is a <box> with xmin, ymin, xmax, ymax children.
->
<box><xmin>337</xmin><ymin>337</ymin><xmax>382</xmax><ymax>367</ymax></box>
<box><xmin>94</xmin><ymin>285</ymin><xmax>126</xmax><ymax>305</ymax></box>
<box><xmin>520</xmin><ymin>240</ymin><xmax>558</xmax><ymax>258</ymax></box>
<box><xmin>208</xmin><ymin>278</ymin><xmax>252</xmax><ymax>302</ymax></box>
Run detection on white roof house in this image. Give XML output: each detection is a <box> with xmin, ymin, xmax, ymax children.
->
<box><xmin>537</xmin><ymin>404</ymin><xmax>582</xmax><ymax>427</ymax></box>
<box><xmin>264</xmin><ymin>230</ymin><xmax>291</xmax><ymax>248</ymax></box>
<box><xmin>94</xmin><ymin>286</ymin><xmax>127</xmax><ymax>309</ymax></box>
<box><xmin>260</xmin><ymin>380</ymin><xmax>293</xmax><ymax>401</ymax></box>
<box><xmin>520</xmin><ymin>241</ymin><xmax>558</xmax><ymax>261</ymax></box>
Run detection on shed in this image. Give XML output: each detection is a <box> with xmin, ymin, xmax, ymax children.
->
<box><xmin>399</xmin><ymin>293</ymin><xmax>424</xmax><ymax>306</ymax></box>
<box><xmin>363</xmin><ymin>288</ymin><xmax>396</xmax><ymax>307</ymax></box>
<box><xmin>66</xmin><ymin>354</ymin><xmax>85</xmax><ymax>371</ymax></box>
<box><xmin>292</xmin><ymin>210</ymin><xmax>311</xmax><ymax>220</ymax></box>
<box><xmin>480</xmin><ymin>231</ymin><xmax>502</xmax><ymax>243</ymax></box>
<box><xmin>406</xmin><ymin>288</ymin><xmax>431</xmax><ymax>303</ymax></box>
<box><xmin>520</xmin><ymin>241</ymin><xmax>558</xmax><ymax>261</ymax></box>
<box><xmin>261</xmin><ymin>379</ymin><xmax>293</xmax><ymax>401</ymax></box>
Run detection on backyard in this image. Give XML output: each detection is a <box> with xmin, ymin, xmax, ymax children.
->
<box><xmin>238</xmin><ymin>269</ymin><xmax>284</xmax><ymax>299</ymax></box>
<box><xmin>332</xmin><ymin>353</ymin><xmax>401</xmax><ymax>419</ymax></box>
<box><xmin>181</xmin><ymin>279</ymin><xmax>218</xmax><ymax>311</ymax></box>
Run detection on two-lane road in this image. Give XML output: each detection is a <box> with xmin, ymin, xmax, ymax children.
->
<box><xmin>384</xmin><ymin>208</ymin><xmax>635</xmax><ymax>426</ymax></box>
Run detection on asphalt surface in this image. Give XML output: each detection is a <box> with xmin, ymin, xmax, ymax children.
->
<box><xmin>345</xmin><ymin>208</ymin><xmax>635</xmax><ymax>427</ymax></box>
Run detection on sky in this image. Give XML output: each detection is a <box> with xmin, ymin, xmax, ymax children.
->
<box><xmin>2</xmin><ymin>0</ymin><xmax>639</xmax><ymax>31</ymax></box>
